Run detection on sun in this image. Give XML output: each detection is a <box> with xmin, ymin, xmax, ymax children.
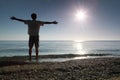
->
<box><xmin>75</xmin><ymin>10</ymin><xmax>87</xmax><ymax>21</ymax></box>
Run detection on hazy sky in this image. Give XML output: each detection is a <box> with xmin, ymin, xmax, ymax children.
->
<box><xmin>0</xmin><ymin>0</ymin><xmax>120</xmax><ymax>41</ymax></box>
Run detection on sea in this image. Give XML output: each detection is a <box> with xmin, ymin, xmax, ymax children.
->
<box><xmin>0</xmin><ymin>40</ymin><xmax>120</xmax><ymax>62</ymax></box>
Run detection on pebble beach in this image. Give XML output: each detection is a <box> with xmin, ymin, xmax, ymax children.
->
<box><xmin>0</xmin><ymin>57</ymin><xmax>120</xmax><ymax>80</ymax></box>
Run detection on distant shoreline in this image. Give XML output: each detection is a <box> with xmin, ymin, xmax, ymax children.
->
<box><xmin>0</xmin><ymin>40</ymin><xmax>120</xmax><ymax>42</ymax></box>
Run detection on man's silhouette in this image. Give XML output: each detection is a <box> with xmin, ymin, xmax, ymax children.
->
<box><xmin>11</xmin><ymin>13</ymin><xmax>58</xmax><ymax>61</ymax></box>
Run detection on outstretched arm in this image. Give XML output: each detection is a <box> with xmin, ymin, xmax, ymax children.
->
<box><xmin>42</xmin><ymin>21</ymin><xmax>58</xmax><ymax>24</ymax></box>
<box><xmin>10</xmin><ymin>16</ymin><xmax>25</xmax><ymax>22</ymax></box>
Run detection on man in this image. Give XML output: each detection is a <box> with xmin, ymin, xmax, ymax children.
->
<box><xmin>11</xmin><ymin>13</ymin><xmax>58</xmax><ymax>61</ymax></box>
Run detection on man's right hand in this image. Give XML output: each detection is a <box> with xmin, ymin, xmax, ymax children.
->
<box><xmin>53</xmin><ymin>21</ymin><xmax>58</xmax><ymax>24</ymax></box>
<box><xmin>10</xmin><ymin>16</ymin><xmax>16</xmax><ymax>20</ymax></box>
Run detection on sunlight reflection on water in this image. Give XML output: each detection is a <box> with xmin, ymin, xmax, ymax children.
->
<box><xmin>37</xmin><ymin>56</ymin><xmax>119</xmax><ymax>62</ymax></box>
<box><xmin>39</xmin><ymin>57</ymin><xmax>88</xmax><ymax>62</ymax></box>
<box><xmin>73</xmin><ymin>41</ymin><xmax>87</xmax><ymax>55</ymax></box>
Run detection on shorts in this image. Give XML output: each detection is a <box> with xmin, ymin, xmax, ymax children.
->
<box><xmin>29</xmin><ymin>36</ymin><xmax>39</xmax><ymax>48</ymax></box>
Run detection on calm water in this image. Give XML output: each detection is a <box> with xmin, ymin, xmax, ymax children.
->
<box><xmin>0</xmin><ymin>40</ymin><xmax>120</xmax><ymax>57</ymax></box>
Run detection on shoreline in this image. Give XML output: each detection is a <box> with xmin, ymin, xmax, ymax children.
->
<box><xmin>0</xmin><ymin>57</ymin><xmax>120</xmax><ymax>80</ymax></box>
<box><xmin>0</xmin><ymin>53</ymin><xmax>119</xmax><ymax>62</ymax></box>
<box><xmin>0</xmin><ymin>53</ymin><xmax>118</xmax><ymax>59</ymax></box>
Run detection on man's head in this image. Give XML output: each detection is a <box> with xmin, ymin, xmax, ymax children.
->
<box><xmin>31</xmin><ymin>13</ymin><xmax>37</xmax><ymax>20</ymax></box>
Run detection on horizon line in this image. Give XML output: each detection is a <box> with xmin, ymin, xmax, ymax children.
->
<box><xmin>0</xmin><ymin>39</ymin><xmax>120</xmax><ymax>42</ymax></box>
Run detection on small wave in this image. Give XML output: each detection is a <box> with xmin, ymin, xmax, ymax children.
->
<box><xmin>0</xmin><ymin>48</ymin><xmax>28</xmax><ymax>53</ymax></box>
<box><xmin>31</xmin><ymin>53</ymin><xmax>113</xmax><ymax>58</ymax></box>
<box><xmin>95</xmin><ymin>49</ymin><xmax>120</xmax><ymax>52</ymax></box>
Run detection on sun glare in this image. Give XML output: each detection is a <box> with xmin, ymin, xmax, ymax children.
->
<box><xmin>73</xmin><ymin>41</ymin><xmax>86</xmax><ymax>55</ymax></box>
<box><xmin>75</xmin><ymin>10</ymin><xmax>87</xmax><ymax>21</ymax></box>
<box><xmin>74</xmin><ymin>40</ymin><xmax>84</xmax><ymax>42</ymax></box>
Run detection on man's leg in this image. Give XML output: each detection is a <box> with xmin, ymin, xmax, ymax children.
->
<box><xmin>29</xmin><ymin>47</ymin><xmax>32</xmax><ymax>61</ymax></box>
<box><xmin>29</xmin><ymin>36</ymin><xmax>34</xmax><ymax>61</ymax></box>
<box><xmin>35</xmin><ymin>47</ymin><xmax>39</xmax><ymax>60</ymax></box>
<box><xmin>35</xmin><ymin>36</ymin><xmax>39</xmax><ymax>61</ymax></box>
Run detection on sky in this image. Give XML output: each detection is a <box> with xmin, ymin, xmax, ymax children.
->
<box><xmin>0</xmin><ymin>0</ymin><xmax>120</xmax><ymax>41</ymax></box>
